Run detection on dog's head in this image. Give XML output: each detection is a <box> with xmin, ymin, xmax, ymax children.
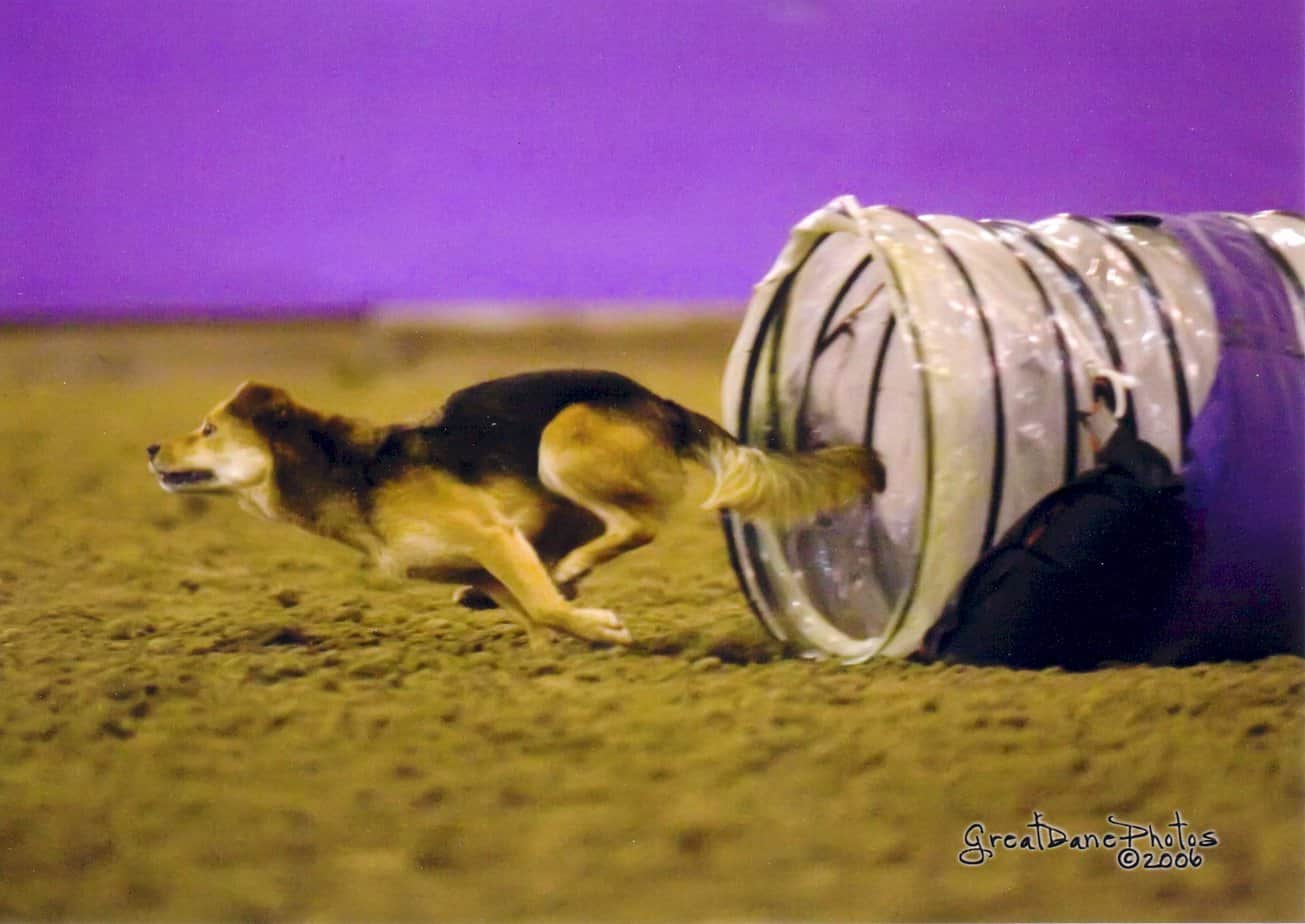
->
<box><xmin>147</xmin><ymin>382</ymin><xmax>292</xmax><ymax>494</ymax></box>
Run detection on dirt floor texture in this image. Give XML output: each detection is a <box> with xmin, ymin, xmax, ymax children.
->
<box><xmin>0</xmin><ymin>319</ymin><xmax>1302</xmax><ymax>922</ymax></box>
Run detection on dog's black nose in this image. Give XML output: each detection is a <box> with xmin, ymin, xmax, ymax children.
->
<box><xmin>147</xmin><ymin>443</ymin><xmax>160</xmax><ymax>459</ymax></box>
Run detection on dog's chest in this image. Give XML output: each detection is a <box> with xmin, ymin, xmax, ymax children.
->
<box><xmin>367</xmin><ymin>470</ymin><xmax>555</xmax><ymax>580</ymax></box>
<box><xmin>374</xmin><ymin>530</ymin><xmax>482</xmax><ymax>581</ymax></box>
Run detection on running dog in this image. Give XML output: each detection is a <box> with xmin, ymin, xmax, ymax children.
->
<box><xmin>147</xmin><ymin>371</ymin><xmax>884</xmax><ymax>646</ymax></box>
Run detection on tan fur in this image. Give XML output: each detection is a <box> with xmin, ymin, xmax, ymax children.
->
<box><xmin>367</xmin><ymin>471</ymin><xmax>626</xmax><ymax>646</ymax></box>
<box><xmin>149</xmin><ymin>377</ymin><xmax>883</xmax><ymax>648</ymax></box>
<box><xmin>152</xmin><ymin>404</ymin><xmax>273</xmax><ymax>496</ymax></box>
<box><xmin>538</xmin><ymin>404</ymin><xmax>686</xmax><ymax>587</ymax></box>
<box><xmin>699</xmin><ymin>443</ymin><xmax>880</xmax><ymax>525</ymax></box>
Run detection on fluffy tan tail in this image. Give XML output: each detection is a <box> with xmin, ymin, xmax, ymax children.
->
<box><xmin>671</xmin><ymin>405</ymin><xmax>885</xmax><ymax>526</ymax></box>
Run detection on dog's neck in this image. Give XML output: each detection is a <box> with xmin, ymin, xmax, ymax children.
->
<box><xmin>234</xmin><ymin>479</ymin><xmax>281</xmax><ymax>522</ymax></box>
<box><xmin>251</xmin><ymin>406</ymin><xmax>393</xmax><ymax>551</ymax></box>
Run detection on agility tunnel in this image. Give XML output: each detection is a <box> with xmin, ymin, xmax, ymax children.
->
<box><xmin>722</xmin><ymin>198</ymin><xmax>1305</xmax><ymax>663</ymax></box>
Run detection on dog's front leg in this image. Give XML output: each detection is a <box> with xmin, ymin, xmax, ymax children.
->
<box><xmin>469</xmin><ymin>523</ymin><xmax>633</xmax><ymax>646</ymax></box>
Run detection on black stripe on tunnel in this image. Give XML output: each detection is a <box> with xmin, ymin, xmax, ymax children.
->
<box><xmin>886</xmin><ymin>209</ymin><xmax>1006</xmax><ymax>554</ymax></box>
<box><xmin>794</xmin><ymin>254</ymin><xmax>877</xmax><ymax>449</ymax></box>
<box><xmin>863</xmin><ymin>315</ymin><xmax>897</xmax><ymax>443</ymax></box>
<box><xmin>989</xmin><ymin>220</ymin><xmax>1138</xmax><ymax>438</ymax></box>
<box><xmin>854</xmin><ymin>242</ymin><xmax>935</xmax><ymax>654</ymax></box>
<box><xmin>725</xmin><ymin>234</ymin><xmax>832</xmax><ymax>641</ymax></box>
<box><xmin>977</xmin><ymin>219</ymin><xmax>1079</xmax><ymax>485</ymax></box>
<box><xmin>1077</xmin><ymin>216</ymin><xmax>1194</xmax><ymax>457</ymax></box>
<box><xmin>1221</xmin><ymin>214</ymin><xmax>1305</xmax><ymax>357</ymax></box>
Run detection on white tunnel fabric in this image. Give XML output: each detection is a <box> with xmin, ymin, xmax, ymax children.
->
<box><xmin>715</xmin><ymin>197</ymin><xmax>1275</xmax><ymax>662</ymax></box>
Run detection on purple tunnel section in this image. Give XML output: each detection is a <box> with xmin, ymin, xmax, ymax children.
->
<box><xmin>1160</xmin><ymin>214</ymin><xmax>1305</xmax><ymax>661</ymax></box>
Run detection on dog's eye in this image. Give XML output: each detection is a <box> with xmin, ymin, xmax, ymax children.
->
<box><xmin>201</xmin><ymin>421</ymin><xmax>216</xmax><ymax>437</ymax></box>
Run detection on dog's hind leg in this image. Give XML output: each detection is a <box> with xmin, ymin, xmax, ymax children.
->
<box><xmin>548</xmin><ymin>504</ymin><xmax>659</xmax><ymax>589</ymax></box>
<box><xmin>538</xmin><ymin>403</ymin><xmax>686</xmax><ymax>588</ymax></box>
<box><xmin>467</xmin><ymin>521</ymin><xmax>633</xmax><ymax>646</ymax></box>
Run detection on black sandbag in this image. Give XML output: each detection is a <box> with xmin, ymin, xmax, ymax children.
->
<box><xmin>922</xmin><ymin>423</ymin><xmax>1193</xmax><ymax>670</ymax></box>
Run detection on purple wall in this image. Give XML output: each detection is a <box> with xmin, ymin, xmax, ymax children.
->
<box><xmin>4</xmin><ymin>0</ymin><xmax>1303</xmax><ymax>321</ymax></box>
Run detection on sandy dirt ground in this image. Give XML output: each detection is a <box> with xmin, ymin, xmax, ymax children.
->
<box><xmin>0</xmin><ymin>319</ymin><xmax>1301</xmax><ymax>922</ymax></box>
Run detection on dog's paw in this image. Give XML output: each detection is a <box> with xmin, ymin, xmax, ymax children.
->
<box><xmin>550</xmin><ymin>607</ymin><xmax>632</xmax><ymax>646</ymax></box>
<box><xmin>453</xmin><ymin>586</ymin><xmax>500</xmax><ymax>610</ymax></box>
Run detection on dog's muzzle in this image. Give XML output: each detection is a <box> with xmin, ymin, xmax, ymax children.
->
<box><xmin>148</xmin><ymin>445</ymin><xmax>216</xmax><ymax>490</ymax></box>
<box><xmin>156</xmin><ymin>468</ymin><xmax>216</xmax><ymax>488</ymax></box>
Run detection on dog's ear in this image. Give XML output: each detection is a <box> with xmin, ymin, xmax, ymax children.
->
<box><xmin>227</xmin><ymin>382</ymin><xmax>292</xmax><ymax>425</ymax></box>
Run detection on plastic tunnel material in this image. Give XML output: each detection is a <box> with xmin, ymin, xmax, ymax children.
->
<box><xmin>721</xmin><ymin>198</ymin><xmax>1305</xmax><ymax>663</ymax></box>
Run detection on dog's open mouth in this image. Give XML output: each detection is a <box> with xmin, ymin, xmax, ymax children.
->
<box><xmin>158</xmin><ymin>468</ymin><xmax>216</xmax><ymax>488</ymax></box>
